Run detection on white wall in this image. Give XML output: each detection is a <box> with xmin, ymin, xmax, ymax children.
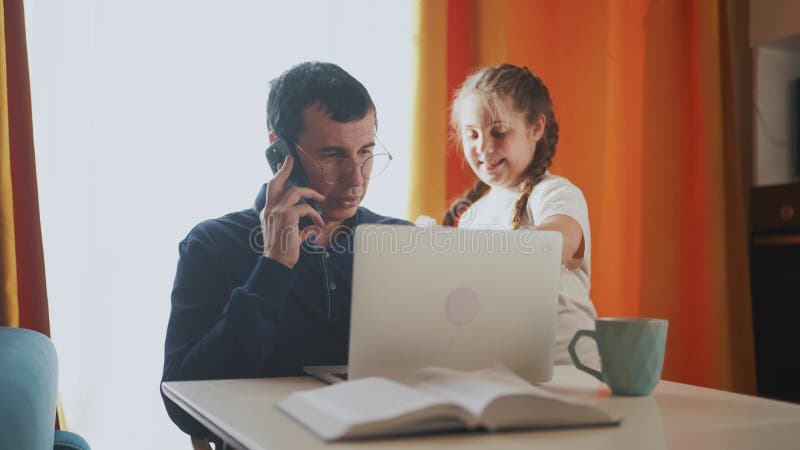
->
<box><xmin>23</xmin><ymin>1</ymin><xmax>415</xmax><ymax>448</ymax></box>
<box><xmin>753</xmin><ymin>46</ymin><xmax>800</xmax><ymax>186</ymax></box>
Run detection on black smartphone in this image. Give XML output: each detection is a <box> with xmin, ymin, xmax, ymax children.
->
<box><xmin>265</xmin><ymin>138</ymin><xmax>323</xmax><ymax>226</ymax></box>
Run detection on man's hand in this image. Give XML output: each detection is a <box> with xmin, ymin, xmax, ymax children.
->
<box><xmin>260</xmin><ymin>155</ymin><xmax>325</xmax><ymax>268</ymax></box>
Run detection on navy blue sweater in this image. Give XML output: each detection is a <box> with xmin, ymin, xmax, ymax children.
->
<box><xmin>162</xmin><ymin>184</ymin><xmax>409</xmax><ymax>437</ymax></box>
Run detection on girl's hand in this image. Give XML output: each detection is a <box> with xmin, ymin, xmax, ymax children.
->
<box><xmin>536</xmin><ymin>215</ymin><xmax>584</xmax><ymax>269</ymax></box>
<box><xmin>415</xmin><ymin>215</ymin><xmax>438</xmax><ymax>227</ymax></box>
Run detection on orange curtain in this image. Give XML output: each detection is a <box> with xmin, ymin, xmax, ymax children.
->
<box><xmin>1</xmin><ymin>0</ymin><xmax>51</xmax><ymax>337</ymax></box>
<box><xmin>411</xmin><ymin>0</ymin><xmax>755</xmax><ymax>393</ymax></box>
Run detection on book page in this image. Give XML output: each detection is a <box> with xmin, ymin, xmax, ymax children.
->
<box><xmin>278</xmin><ymin>377</ymin><xmax>473</xmax><ymax>440</ymax></box>
<box><xmin>407</xmin><ymin>364</ymin><xmax>618</xmax><ymax>431</ymax></box>
<box><xmin>479</xmin><ymin>394</ymin><xmax>617</xmax><ymax>431</ymax></box>
<box><xmin>407</xmin><ymin>364</ymin><xmax>546</xmax><ymax>417</ymax></box>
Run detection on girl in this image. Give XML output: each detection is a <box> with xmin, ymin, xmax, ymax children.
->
<box><xmin>443</xmin><ymin>64</ymin><xmax>599</xmax><ymax>366</ymax></box>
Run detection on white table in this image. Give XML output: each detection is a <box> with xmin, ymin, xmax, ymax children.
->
<box><xmin>162</xmin><ymin>366</ymin><xmax>800</xmax><ymax>450</ymax></box>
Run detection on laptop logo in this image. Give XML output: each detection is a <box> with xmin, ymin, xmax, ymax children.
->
<box><xmin>445</xmin><ymin>287</ymin><xmax>480</xmax><ymax>326</ymax></box>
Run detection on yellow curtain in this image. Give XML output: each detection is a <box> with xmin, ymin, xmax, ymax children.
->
<box><xmin>0</xmin><ymin>0</ymin><xmax>18</xmax><ymax>327</ymax></box>
<box><xmin>411</xmin><ymin>0</ymin><xmax>755</xmax><ymax>393</ymax></box>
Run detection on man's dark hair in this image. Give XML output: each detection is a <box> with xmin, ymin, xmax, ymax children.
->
<box><xmin>266</xmin><ymin>61</ymin><xmax>376</xmax><ymax>142</ymax></box>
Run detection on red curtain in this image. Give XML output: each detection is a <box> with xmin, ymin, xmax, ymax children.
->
<box><xmin>1</xmin><ymin>0</ymin><xmax>50</xmax><ymax>334</ymax></box>
<box><xmin>1</xmin><ymin>0</ymin><xmax>65</xmax><ymax>428</ymax></box>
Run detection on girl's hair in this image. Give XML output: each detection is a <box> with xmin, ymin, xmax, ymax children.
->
<box><xmin>441</xmin><ymin>64</ymin><xmax>559</xmax><ymax>229</ymax></box>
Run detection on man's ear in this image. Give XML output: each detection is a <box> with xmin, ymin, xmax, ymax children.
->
<box><xmin>531</xmin><ymin>114</ymin><xmax>547</xmax><ymax>141</ymax></box>
<box><xmin>268</xmin><ymin>131</ymin><xmax>277</xmax><ymax>144</ymax></box>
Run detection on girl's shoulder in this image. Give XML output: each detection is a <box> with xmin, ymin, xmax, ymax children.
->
<box><xmin>532</xmin><ymin>172</ymin><xmax>585</xmax><ymax>197</ymax></box>
<box><xmin>528</xmin><ymin>172</ymin><xmax>588</xmax><ymax>211</ymax></box>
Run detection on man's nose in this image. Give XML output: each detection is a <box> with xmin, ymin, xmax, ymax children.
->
<box><xmin>345</xmin><ymin>162</ymin><xmax>365</xmax><ymax>187</ymax></box>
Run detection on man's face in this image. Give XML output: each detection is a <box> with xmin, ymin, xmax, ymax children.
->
<box><xmin>293</xmin><ymin>104</ymin><xmax>376</xmax><ymax>223</ymax></box>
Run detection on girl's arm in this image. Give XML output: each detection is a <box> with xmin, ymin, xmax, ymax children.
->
<box><xmin>536</xmin><ymin>214</ymin><xmax>585</xmax><ymax>269</ymax></box>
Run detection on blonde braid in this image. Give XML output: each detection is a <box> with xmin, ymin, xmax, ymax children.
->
<box><xmin>510</xmin><ymin>117</ymin><xmax>557</xmax><ymax>228</ymax></box>
<box><xmin>510</xmin><ymin>177</ymin><xmax>535</xmax><ymax>229</ymax></box>
<box><xmin>441</xmin><ymin>180</ymin><xmax>490</xmax><ymax>226</ymax></box>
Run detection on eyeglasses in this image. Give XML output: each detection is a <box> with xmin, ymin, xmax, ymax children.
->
<box><xmin>294</xmin><ymin>137</ymin><xmax>393</xmax><ymax>184</ymax></box>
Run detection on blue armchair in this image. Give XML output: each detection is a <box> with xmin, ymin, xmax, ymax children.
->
<box><xmin>0</xmin><ymin>326</ymin><xmax>90</xmax><ymax>450</ymax></box>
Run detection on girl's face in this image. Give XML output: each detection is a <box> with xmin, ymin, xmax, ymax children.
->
<box><xmin>458</xmin><ymin>93</ymin><xmax>544</xmax><ymax>189</ymax></box>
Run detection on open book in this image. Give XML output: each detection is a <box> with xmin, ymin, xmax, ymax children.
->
<box><xmin>278</xmin><ymin>364</ymin><xmax>620</xmax><ymax>441</ymax></box>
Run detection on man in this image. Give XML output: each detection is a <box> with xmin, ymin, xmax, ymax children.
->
<box><xmin>161</xmin><ymin>62</ymin><xmax>409</xmax><ymax>438</ymax></box>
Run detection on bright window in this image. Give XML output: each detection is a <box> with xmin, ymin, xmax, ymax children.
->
<box><xmin>24</xmin><ymin>1</ymin><xmax>414</xmax><ymax>448</ymax></box>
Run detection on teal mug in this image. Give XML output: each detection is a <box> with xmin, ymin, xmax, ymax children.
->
<box><xmin>569</xmin><ymin>318</ymin><xmax>668</xmax><ymax>396</ymax></box>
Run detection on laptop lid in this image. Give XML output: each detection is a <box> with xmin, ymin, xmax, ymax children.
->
<box><xmin>348</xmin><ymin>224</ymin><xmax>561</xmax><ymax>383</ymax></box>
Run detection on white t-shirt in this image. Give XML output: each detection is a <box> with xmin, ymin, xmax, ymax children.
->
<box><xmin>458</xmin><ymin>172</ymin><xmax>599</xmax><ymax>366</ymax></box>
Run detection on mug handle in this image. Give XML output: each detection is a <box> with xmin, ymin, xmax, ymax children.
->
<box><xmin>568</xmin><ymin>329</ymin><xmax>604</xmax><ymax>382</ymax></box>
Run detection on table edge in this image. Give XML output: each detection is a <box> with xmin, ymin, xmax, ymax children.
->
<box><xmin>161</xmin><ymin>381</ymin><xmax>249</xmax><ymax>450</ymax></box>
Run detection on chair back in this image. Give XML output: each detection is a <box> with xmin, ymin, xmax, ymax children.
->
<box><xmin>0</xmin><ymin>326</ymin><xmax>58</xmax><ymax>450</ymax></box>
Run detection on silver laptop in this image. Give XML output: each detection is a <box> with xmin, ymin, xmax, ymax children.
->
<box><xmin>304</xmin><ymin>224</ymin><xmax>561</xmax><ymax>384</ymax></box>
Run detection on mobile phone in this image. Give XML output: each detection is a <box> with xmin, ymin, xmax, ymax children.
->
<box><xmin>265</xmin><ymin>138</ymin><xmax>323</xmax><ymax>227</ymax></box>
